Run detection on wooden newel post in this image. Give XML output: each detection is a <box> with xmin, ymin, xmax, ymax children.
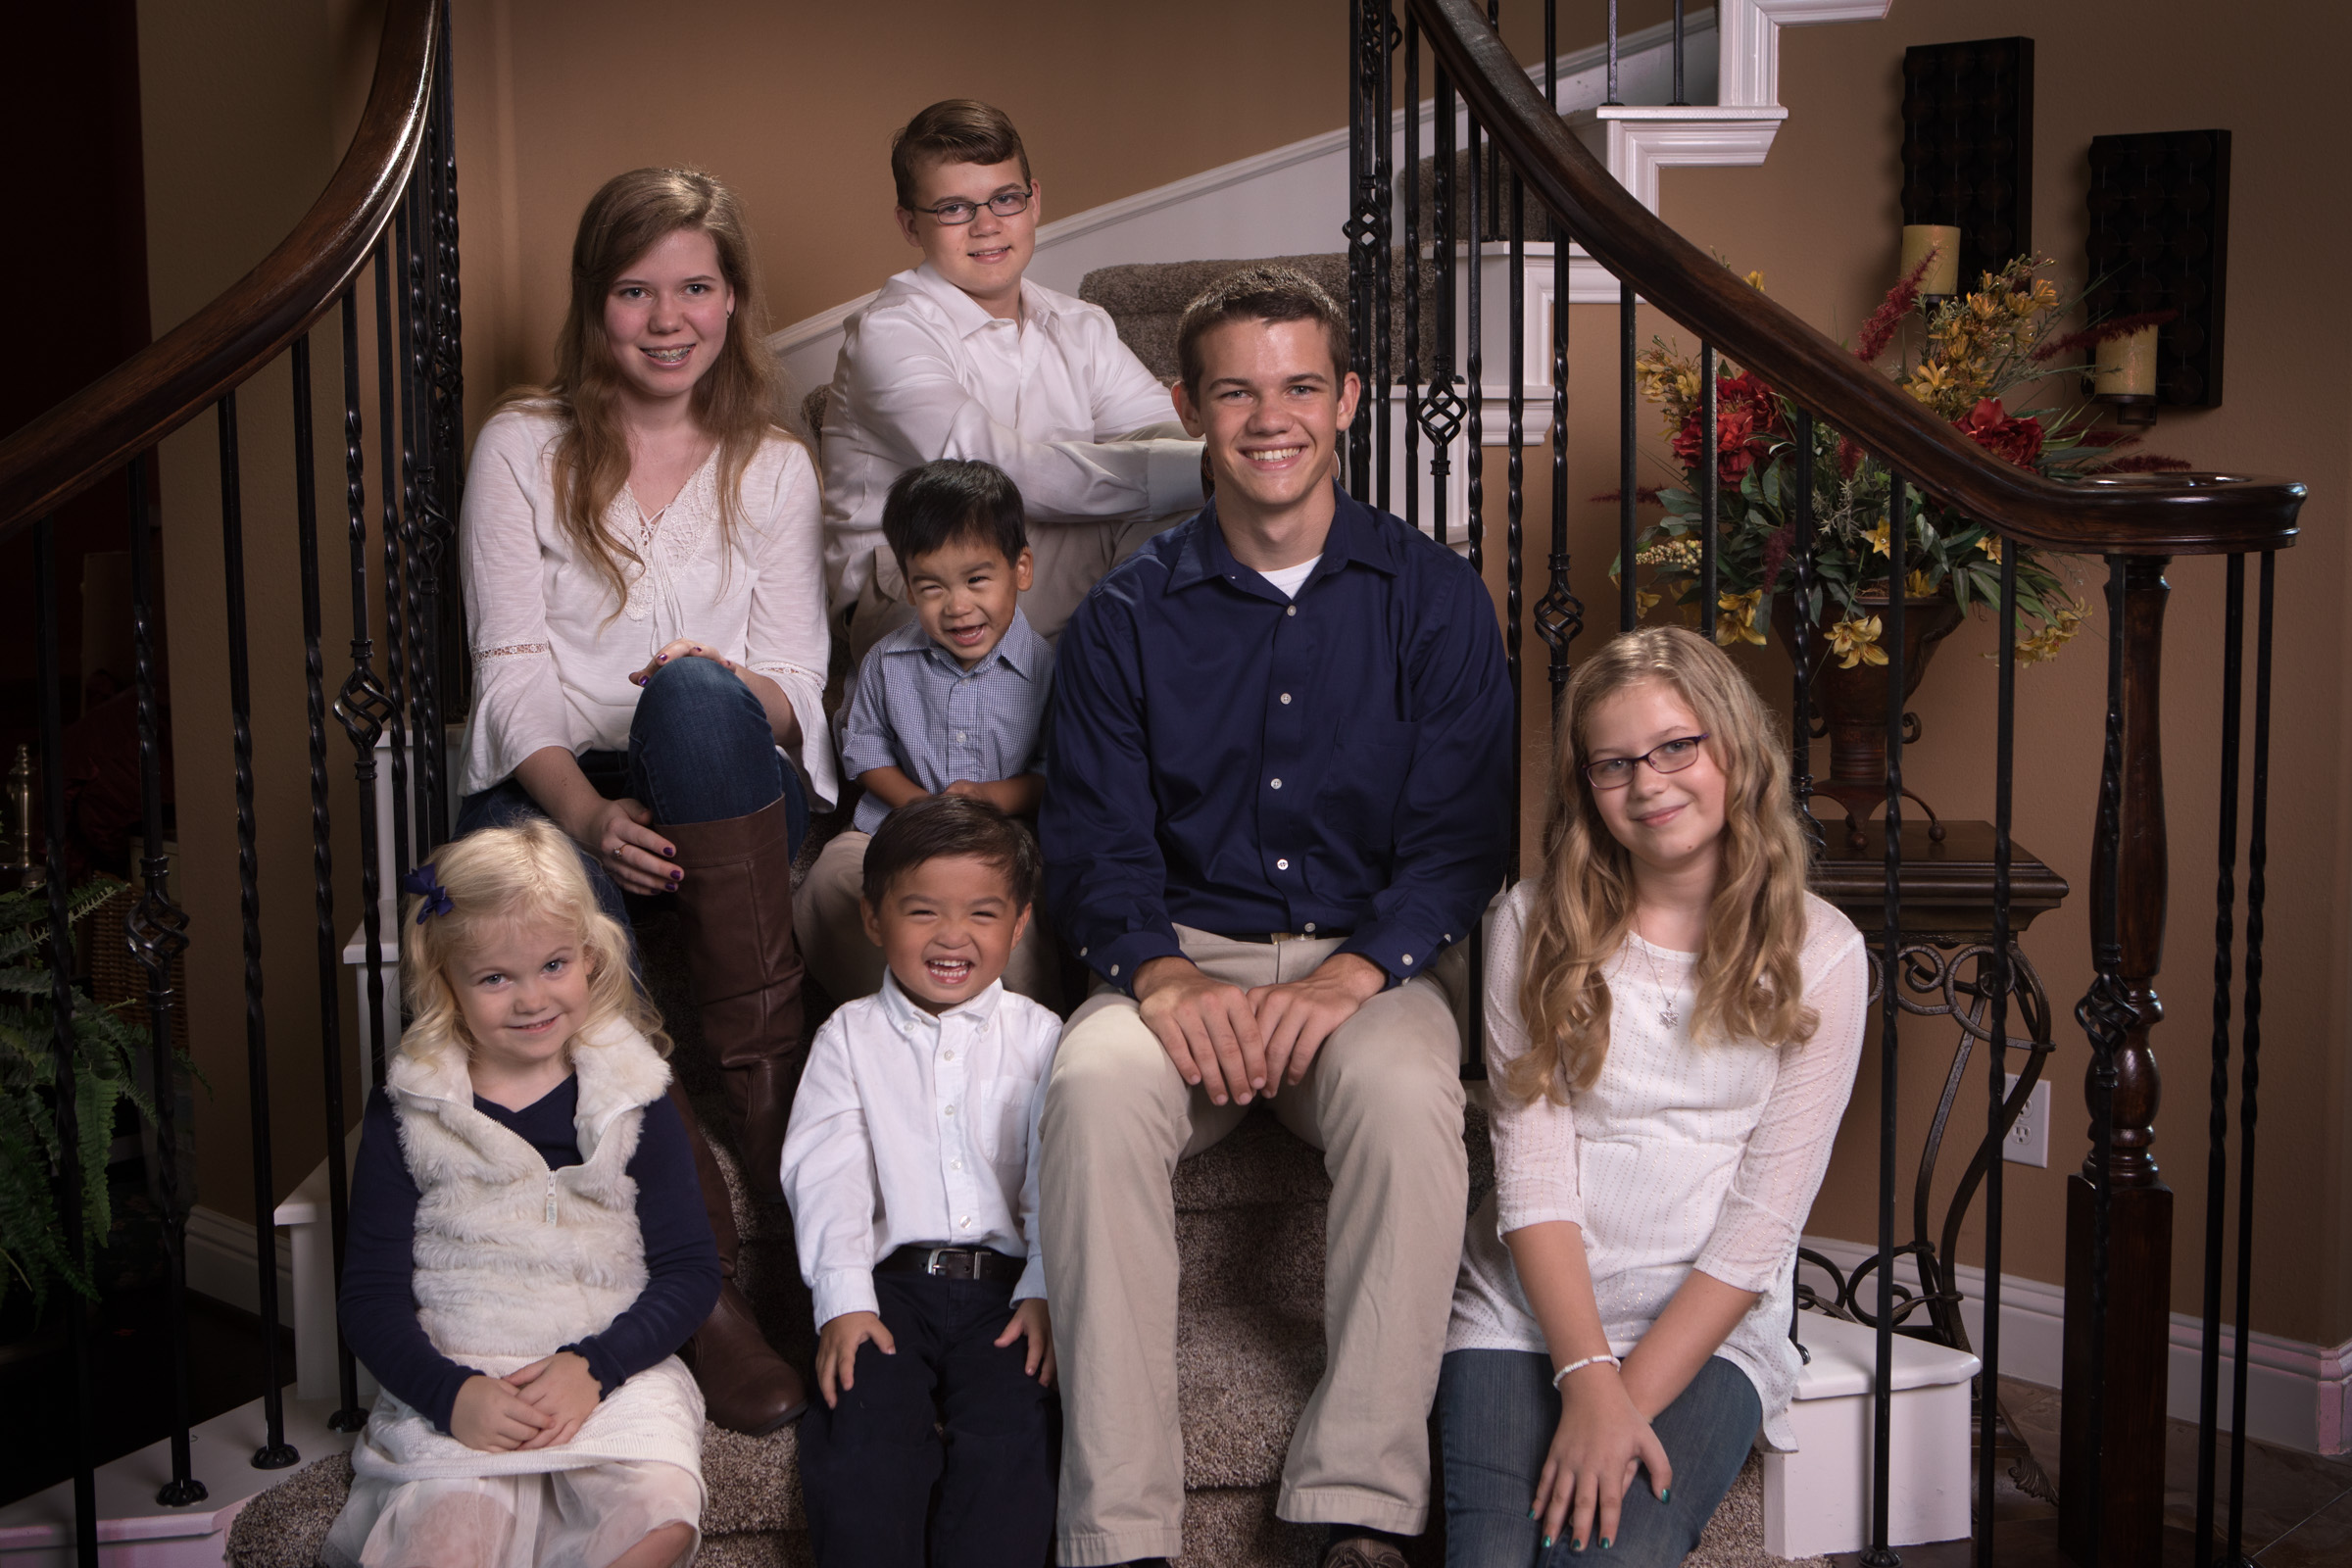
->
<box><xmin>2060</xmin><ymin>555</ymin><xmax>2174</xmax><ymax>1565</ymax></box>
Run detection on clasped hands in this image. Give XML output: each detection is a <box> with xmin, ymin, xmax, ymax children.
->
<box><xmin>1133</xmin><ymin>952</ymin><xmax>1387</xmax><ymax>1104</ymax></box>
<box><xmin>815</xmin><ymin>1299</ymin><xmax>1055</xmax><ymax>1408</ymax></box>
<box><xmin>449</xmin><ymin>1350</ymin><xmax>601</xmax><ymax>1452</ymax></box>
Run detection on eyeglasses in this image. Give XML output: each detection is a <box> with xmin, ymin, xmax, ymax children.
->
<box><xmin>914</xmin><ymin>186</ymin><xmax>1035</xmax><ymax>226</ymax></box>
<box><xmin>1582</xmin><ymin>734</ymin><xmax>1710</xmax><ymax>790</ymax></box>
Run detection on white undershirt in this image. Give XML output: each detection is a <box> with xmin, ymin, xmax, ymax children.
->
<box><xmin>1259</xmin><ymin>555</ymin><xmax>1322</xmax><ymax>599</ymax></box>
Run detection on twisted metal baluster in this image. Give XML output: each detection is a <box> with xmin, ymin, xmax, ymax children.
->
<box><xmin>1466</xmin><ymin>100</ymin><xmax>1484</xmax><ymax>580</ymax></box>
<box><xmin>1423</xmin><ymin>66</ymin><xmax>1462</xmax><ymax>548</ymax></box>
<box><xmin>291</xmin><ymin>336</ymin><xmax>368</xmax><ymax>1431</ymax></box>
<box><xmin>1534</xmin><ymin>0</ymin><xmax>1580</xmax><ymax>706</ymax></box>
<box><xmin>1789</xmin><ymin>412</ymin><xmax>1822</xmax><ymax>849</ymax></box>
<box><xmin>428</xmin><ymin>6</ymin><xmax>470</xmax><ymax>724</ymax></box>
<box><xmin>2226</xmin><ymin>552</ymin><xmax>2274</xmax><ymax>1565</ymax></box>
<box><xmin>377</xmin><ymin>236</ymin><xmax>412</xmax><ymax>910</ymax></box>
<box><xmin>1402</xmin><ymin>9</ymin><xmax>1422</xmax><ymax>534</ymax></box>
<box><xmin>1978</xmin><ymin>532</ymin><xmax>2019</xmax><ymax>1568</ymax></box>
<box><xmin>401</xmin><ymin>179</ymin><xmax>446</xmax><ymax>856</ymax></box>
<box><xmin>1505</xmin><ymin>167</ymin><xmax>1524</xmax><ymax>874</ymax></box>
<box><xmin>1346</xmin><ymin>0</ymin><xmax>1376</xmax><ymax>499</ymax></box>
<box><xmin>34</xmin><ymin>516</ymin><xmax>101</xmax><ymax>1568</ymax></box>
<box><xmin>126</xmin><ymin>454</ymin><xmax>207</xmax><ymax>1506</ymax></box>
<box><xmin>337</xmin><ymin>289</ymin><xmax>395</xmax><ymax>1097</ymax></box>
<box><xmin>1606</xmin><ymin>0</ymin><xmax>1622</xmax><ymax>105</ymax></box>
<box><xmin>2192</xmin><ymin>554</ymin><xmax>2246</xmax><ymax>1568</ymax></box>
<box><xmin>1861</xmin><ymin>473</ymin><xmax>1906</xmax><ymax>1568</ymax></box>
<box><xmin>1698</xmin><ymin>343</ymin><xmax>1718</xmax><ymax>641</ymax></box>
<box><xmin>220</xmin><ymin>392</ymin><xmax>299</xmax><ymax>1470</ymax></box>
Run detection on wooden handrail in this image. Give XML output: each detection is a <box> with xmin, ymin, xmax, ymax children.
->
<box><xmin>1410</xmin><ymin>0</ymin><xmax>2303</xmax><ymax>556</ymax></box>
<box><xmin>0</xmin><ymin>0</ymin><xmax>439</xmax><ymax>542</ymax></box>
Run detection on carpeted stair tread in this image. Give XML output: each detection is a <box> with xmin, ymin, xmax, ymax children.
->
<box><xmin>222</xmin><ymin>1452</ymin><xmax>352</xmax><ymax>1568</ymax></box>
<box><xmin>1176</xmin><ymin>1484</ymin><xmax>1331</xmax><ymax>1568</ymax></box>
<box><xmin>1172</xmin><ymin>1108</ymin><xmax>1334</xmax><ymax>1211</ymax></box>
<box><xmin>1177</xmin><ymin>1303</ymin><xmax>1326</xmax><ymax>1491</ymax></box>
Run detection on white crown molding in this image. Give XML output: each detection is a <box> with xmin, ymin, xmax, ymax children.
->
<box><xmin>1719</xmin><ymin>0</ymin><xmax>1894</xmax><ymax>109</ymax></box>
<box><xmin>1802</xmin><ymin>1234</ymin><xmax>2352</xmax><ymax>1457</ymax></box>
<box><xmin>1578</xmin><ymin>104</ymin><xmax>1792</xmax><ymax>213</ymax></box>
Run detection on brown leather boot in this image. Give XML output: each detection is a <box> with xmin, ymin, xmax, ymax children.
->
<box><xmin>662</xmin><ymin>795</ymin><xmax>804</xmax><ymax>1203</ymax></box>
<box><xmin>669</xmin><ymin>1079</ymin><xmax>808</xmax><ymax>1433</ymax></box>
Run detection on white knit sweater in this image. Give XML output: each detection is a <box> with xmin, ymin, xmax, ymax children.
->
<box><xmin>1448</xmin><ymin>880</ymin><xmax>1869</xmax><ymax>1450</ymax></box>
<box><xmin>349</xmin><ymin>1024</ymin><xmax>704</xmax><ymax>1481</ymax></box>
<box><xmin>457</xmin><ymin>406</ymin><xmax>839</xmax><ymax>809</ymax></box>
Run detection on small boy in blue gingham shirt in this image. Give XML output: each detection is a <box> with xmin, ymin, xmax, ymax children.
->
<box><xmin>796</xmin><ymin>461</ymin><xmax>1062</xmax><ymax>1006</ymax></box>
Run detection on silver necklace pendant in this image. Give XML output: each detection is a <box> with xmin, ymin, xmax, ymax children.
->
<box><xmin>1659</xmin><ymin>1003</ymin><xmax>1680</xmax><ymax>1028</ymax></box>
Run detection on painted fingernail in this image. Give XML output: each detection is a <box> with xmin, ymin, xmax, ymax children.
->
<box><xmin>1599</xmin><ymin>1540</ymin><xmax>1611</xmax><ymax>1550</ymax></box>
<box><xmin>1660</xmin><ymin>1489</ymin><xmax>1671</xmax><ymax>1502</ymax></box>
<box><xmin>662</xmin><ymin>847</ymin><xmax>674</xmax><ymax>858</ymax></box>
<box><xmin>658</xmin><ymin>654</ymin><xmax>668</xmax><ymax>662</ymax></box>
<box><xmin>1542</xmin><ymin>1539</ymin><xmax>1552</xmax><ymax>1550</ymax></box>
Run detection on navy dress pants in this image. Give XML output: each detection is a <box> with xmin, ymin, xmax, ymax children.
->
<box><xmin>798</xmin><ymin>1270</ymin><xmax>1055</xmax><ymax>1568</ymax></box>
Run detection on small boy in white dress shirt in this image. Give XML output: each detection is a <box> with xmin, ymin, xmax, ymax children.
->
<box><xmin>781</xmin><ymin>794</ymin><xmax>1059</xmax><ymax>1568</ymax></box>
<box><xmin>797</xmin><ymin>459</ymin><xmax>1062</xmax><ymax>1010</ymax></box>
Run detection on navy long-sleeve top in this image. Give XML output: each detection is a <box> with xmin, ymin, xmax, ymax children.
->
<box><xmin>1043</xmin><ymin>484</ymin><xmax>1513</xmax><ymax>992</ymax></box>
<box><xmin>338</xmin><ymin>1075</ymin><xmax>720</xmax><ymax>1434</ymax></box>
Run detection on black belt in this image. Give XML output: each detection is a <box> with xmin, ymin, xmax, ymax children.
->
<box><xmin>1224</xmin><ymin>929</ymin><xmax>1350</xmax><ymax>945</ymax></box>
<box><xmin>876</xmin><ymin>1245</ymin><xmax>1026</xmax><ymax>1284</ymax></box>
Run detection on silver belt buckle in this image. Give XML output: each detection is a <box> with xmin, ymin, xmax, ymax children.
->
<box><xmin>923</xmin><ymin>1247</ymin><xmax>968</xmax><ymax>1278</ymax></box>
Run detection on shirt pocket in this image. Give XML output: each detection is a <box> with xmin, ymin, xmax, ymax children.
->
<box><xmin>1313</xmin><ymin>719</ymin><xmax>1421</xmax><ymax>853</ymax></box>
<box><xmin>975</xmin><ymin>1076</ymin><xmax>1040</xmax><ymax>1181</ymax></box>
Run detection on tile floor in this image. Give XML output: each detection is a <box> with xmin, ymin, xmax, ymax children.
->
<box><xmin>1830</xmin><ymin>1378</ymin><xmax>2352</xmax><ymax>1566</ymax></box>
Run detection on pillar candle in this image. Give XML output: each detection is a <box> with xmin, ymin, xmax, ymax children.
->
<box><xmin>1900</xmin><ymin>224</ymin><xmax>1963</xmax><ymax>297</ymax></box>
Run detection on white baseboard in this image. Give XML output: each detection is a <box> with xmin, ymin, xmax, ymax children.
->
<box><xmin>1800</xmin><ymin>1235</ymin><xmax>2352</xmax><ymax>1456</ymax></box>
<box><xmin>183</xmin><ymin>1204</ymin><xmax>294</xmax><ymax>1319</ymax></box>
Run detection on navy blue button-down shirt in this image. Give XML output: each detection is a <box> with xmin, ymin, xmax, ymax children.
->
<box><xmin>1044</xmin><ymin>485</ymin><xmax>1512</xmax><ymax>992</ymax></box>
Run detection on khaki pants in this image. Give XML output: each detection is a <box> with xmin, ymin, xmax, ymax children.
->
<box><xmin>792</xmin><ymin>828</ymin><xmax>1063</xmax><ymax>1010</ymax></box>
<box><xmin>842</xmin><ymin>512</ymin><xmax>1180</xmax><ymax>667</ymax></box>
<box><xmin>1040</xmin><ymin>928</ymin><xmax>1468</xmax><ymax>1565</ymax></box>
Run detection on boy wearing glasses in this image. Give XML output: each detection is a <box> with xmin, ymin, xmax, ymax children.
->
<box><xmin>818</xmin><ymin>99</ymin><xmax>1204</xmax><ymax>661</ymax></box>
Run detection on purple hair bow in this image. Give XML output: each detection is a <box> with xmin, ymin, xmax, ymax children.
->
<box><xmin>401</xmin><ymin>862</ymin><xmax>454</xmax><ymax>924</ymax></box>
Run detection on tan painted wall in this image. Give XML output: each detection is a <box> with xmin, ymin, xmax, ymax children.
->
<box><xmin>1469</xmin><ymin>0</ymin><xmax>2351</xmax><ymax>1346</ymax></box>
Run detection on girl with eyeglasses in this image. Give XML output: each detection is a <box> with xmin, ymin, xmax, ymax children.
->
<box><xmin>1439</xmin><ymin>626</ymin><xmax>1868</xmax><ymax>1566</ymax></box>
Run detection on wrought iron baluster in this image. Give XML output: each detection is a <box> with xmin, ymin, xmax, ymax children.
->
<box><xmin>1698</xmin><ymin>343</ymin><xmax>1718</xmax><ymax>640</ymax></box>
<box><xmin>1533</xmin><ymin>0</ymin><xmax>1580</xmax><ymax>707</ymax></box>
<box><xmin>1505</xmin><ymin>168</ymin><xmax>1524</xmax><ymax>871</ymax></box>
<box><xmin>219</xmin><ymin>391</ymin><xmax>299</xmax><ymax>1469</ymax></box>
<box><xmin>1423</xmin><ymin>67</ymin><xmax>1460</xmax><ymax>548</ymax></box>
<box><xmin>377</xmin><ymin>237</ymin><xmax>413</xmax><ymax>910</ymax></box>
<box><xmin>1863</xmin><ymin>473</ymin><xmax>1906</xmax><ymax>1568</ymax></box>
<box><xmin>1373</xmin><ymin>0</ymin><xmax>1394</xmax><ymax>514</ymax></box>
<box><xmin>1402</xmin><ymin>9</ymin><xmax>1422</xmax><ymax>532</ymax></box>
<box><xmin>1466</xmin><ymin>103</ymin><xmax>1484</xmax><ymax>579</ymax></box>
<box><xmin>2227</xmin><ymin>551</ymin><xmax>2274</xmax><ymax>1564</ymax></box>
<box><xmin>1979</xmin><ymin>535</ymin><xmax>2019</xmax><ymax>1568</ymax></box>
<box><xmin>338</xmin><ymin>289</ymin><xmax>394</xmax><ymax>1099</ymax></box>
<box><xmin>1347</xmin><ymin>0</ymin><xmax>1376</xmax><ymax>499</ymax></box>
<box><xmin>291</xmin><ymin>337</ymin><xmax>368</xmax><ymax>1431</ymax></box>
<box><xmin>125</xmin><ymin>453</ymin><xmax>206</xmax><ymax>1507</ymax></box>
<box><xmin>1620</xmin><ymin>280</ymin><xmax>1636</xmax><ymax>630</ymax></box>
<box><xmin>428</xmin><ymin>6</ymin><xmax>470</xmax><ymax>725</ymax></box>
<box><xmin>1606</xmin><ymin>0</ymin><xmax>1622</xmax><ymax>106</ymax></box>
<box><xmin>1789</xmin><ymin>412</ymin><xmax>1820</xmax><ymax>848</ymax></box>
<box><xmin>34</xmin><ymin>516</ymin><xmax>101</xmax><ymax>1568</ymax></box>
<box><xmin>401</xmin><ymin>178</ymin><xmax>447</xmax><ymax>857</ymax></box>
<box><xmin>1672</xmin><ymin>0</ymin><xmax>1688</xmax><ymax>106</ymax></box>
<box><xmin>2193</xmin><ymin>554</ymin><xmax>2246</xmax><ymax>1568</ymax></box>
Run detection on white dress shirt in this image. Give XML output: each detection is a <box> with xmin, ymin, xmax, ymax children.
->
<box><xmin>457</xmin><ymin>406</ymin><xmax>839</xmax><ymax>808</ymax></box>
<box><xmin>778</xmin><ymin>970</ymin><xmax>1061</xmax><ymax>1328</ymax></box>
<box><xmin>817</xmin><ymin>263</ymin><xmax>1205</xmax><ymax>616</ymax></box>
<box><xmin>1447</xmin><ymin>881</ymin><xmax>1869</xmax><ymax>1449</ymax></box>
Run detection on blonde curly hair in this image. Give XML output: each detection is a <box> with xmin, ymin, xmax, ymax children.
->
<box><xmin>1505</xmin><ymin>627</ymin><xmax>1817</xmax><ymax>1104</ymax></box>
<box><xmin>397</xmin><ymin>819</ymin><xmax>670</xmax><ymax>1068</ymax></box>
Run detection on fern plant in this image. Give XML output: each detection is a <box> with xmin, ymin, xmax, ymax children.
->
<box><xmin>0</xmin><ymin>881</ymin><xmax>159</xmax><ymax>1316</ymax></box>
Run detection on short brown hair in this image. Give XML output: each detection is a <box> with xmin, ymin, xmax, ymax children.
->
<box><xmin>1175</xmin><ymin>265</ymin><xmax>1352</xmax><ymax>400</ymax></box>
<box><xmin>891</xmin><ymin>100</ymin><xmax>1032</xmax><ymax>209</ymax></box>
<box><xmin>861</xmin><ymin>794</ymin><xmax>1042</xmax><ymax>911</ymax></box>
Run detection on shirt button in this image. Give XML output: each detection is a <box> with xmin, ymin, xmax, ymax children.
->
<box><xmin>1110</xmin><ymin>963</ymin><xmax>1120</xmax><ymax>977</ymax></box>
<box><xmin>1401</xmin><ymin>954</ymin><xmax>1414</xmax><ymax>965</ymax></box>
<box><xmin>1276</xmin><ymin>858</ymin><xmax>1290</xmax><ymax>870</ymax></box>
<box><xmin>1270</xmin><ymin>778</ymin><xmax>1283</xmax><ymax>790</ymax></box>
<box><xmin>1080</xmin><ymin>946</ymin><xmax>1089</xmax><ymax>956</ymax></box>
<box><xmin>956</xmin><ymin>731</ymin><xmax>966</xmax><ymax>741</ymax></box>
<box><xmin>953</xmin><ymin>1160</ymin><xmax>963</xmax><ymax>1171</ymax></box>
<box><xmin>1304</xmin><ymin>922</ymin><xmax>1317</xmax><ymax>933</ymax></box>
<box><xmin>944</xmin><ymin>1050</ymin><xmax>956</xmax><ymax>1061</ymax></box>
<box><xmin>1286</xmin><ymin>605</ymin><xmax>1298</xmax><ymax>617</ymax></box>
<box><xmin>944</xmin><ymin>1104</ymin><xmax>956</xmax><ymax>1116</ymax></box>
<box><xmin>1280</xmin><ymin>693</ymin><xmax>1292</xmax><ymax>705</ymax></box>
<box><xmin>960</xmin><ymin>1216</ymin><xmax>971</xmax><ymax>1228</ymax></box>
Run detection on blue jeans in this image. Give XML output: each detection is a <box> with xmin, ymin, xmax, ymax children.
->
<box><xmin>453</xmin><ymin>657</ymin><xmax>808</xmax><ymax>935</ymax></box>
<box><xmin>1439</xmin><ymin>1350</ymin><xmax>1762</xmax><ymax>1567</ymax></box>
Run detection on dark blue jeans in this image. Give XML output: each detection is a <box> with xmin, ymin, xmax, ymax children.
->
<box><xmin>1439</xmin><ymin>1350</ymin><xmax>1762</xmax><ymax>1567</ymax></box>
<box><xmin>453</xmin><ymin>657</ymin><xmax>808</xmax><ymax>934</ymax></box>
<box><xmin>797</xmin><ymin>1270</ymin><xmax>1056</xmax><ymax>1568</ymax></box>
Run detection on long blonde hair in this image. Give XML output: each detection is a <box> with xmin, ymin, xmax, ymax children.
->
<box><xmin>496</xmin><ymin>167</ymin><xmax>787</xmax><ymax>614</ymax></box>
<box><xmin>398</xmin><ymin>820</ymin><xmax>670</xmax><ymax>1069</ymax></box>
<box><xmin>1505</xmin><ymin>627</ymin><xmax>1816</xmax><ymax>1104</ymax></box>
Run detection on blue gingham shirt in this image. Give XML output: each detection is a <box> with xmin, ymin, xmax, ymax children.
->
<box><xmin>840</xmin><ymin>609</ymin><xmax>1054</xmax><ymax>834</ymax></box>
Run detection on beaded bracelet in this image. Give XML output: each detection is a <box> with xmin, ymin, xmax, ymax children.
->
<box><xmin>1550</xmin><ymin>1352</ymin><xmax>1623</xmax><ymax>1389</ymax></box>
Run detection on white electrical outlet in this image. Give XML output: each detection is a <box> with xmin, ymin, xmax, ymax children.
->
<box><xmin>2003</xmin><ymin>1073</ymin><xmax>2052</xmax><ymax>1167</ymax></box>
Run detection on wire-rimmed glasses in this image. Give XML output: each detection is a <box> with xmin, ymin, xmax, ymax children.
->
<box><xmin>912</xmin><ymin>185</ymin><xmax>1035</xmax><ymax>226</ymax></box>
<box><xmin>1583</xmin><ymin>734</ymin><xmax>1710</xmax><ymax>790</ymax></box>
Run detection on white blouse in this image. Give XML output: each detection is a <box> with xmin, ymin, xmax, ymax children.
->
<box><xmin>1448</xmin><ymin>879</ymin><xmax>1869</xmax><ymax>1449</ymax></box>
<box><xmin>457</xmin><ymin>406</ymin><xmax>839</xmax><ymax>808</ymax></box>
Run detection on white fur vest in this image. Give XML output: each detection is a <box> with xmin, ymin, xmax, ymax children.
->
<box><xmin>387</xmin><ymin>1021</ymin><xmax>671</xmax><ymax>1364</ymax></box>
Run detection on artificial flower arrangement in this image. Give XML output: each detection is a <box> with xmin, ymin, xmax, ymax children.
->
<box><xmin>1615</xmin><ymin>254</ymin><xmax>2185</xmax><ymax>668</ymax></box>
